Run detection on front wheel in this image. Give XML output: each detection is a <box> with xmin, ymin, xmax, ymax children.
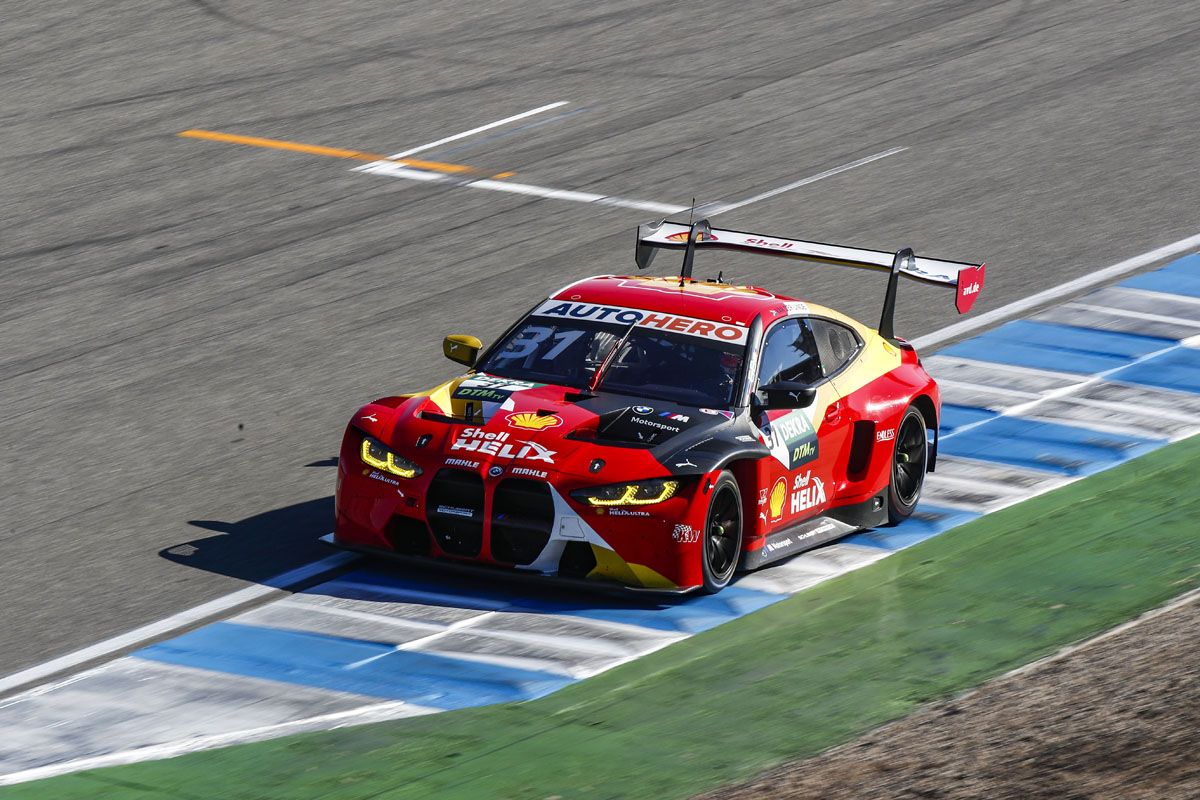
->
<box><xmin>700</xmin><ymin>471</ymin><xmax>743</xmax><ymax>594</ymax></box>
<box><xmin>887</xmin><ymin>404</ymin><xmax>929</xmax><ymax>523</ymax></box>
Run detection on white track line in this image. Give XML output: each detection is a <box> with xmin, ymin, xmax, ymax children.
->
<box><xmin>0</xmin><ymin>699</ymin><xmax>438</xmax><ymax>787</ymax></box>
<box><xmin>941</xmin><ymin>334</ymin><xmax>1200</xmax><ymax>441</ymax></box>
<box><xmin>355</xmin><ymin>160</ymin><xmax>689</xmax><ymax>215</ymax></box>
<box><xmin>912</xmin><ymin>231</ymin><xmax>1200</xmax><ymax>349</ymax></box>
<box><xmin>388</xmin><ymin>101</ymin><xmax>569</xmax><ymax>159</ymax></box>
<box><xmin>0</xmin><ymin>551</ymin><xmax>357</xmax><ymax>697</ymax></box>
<box><xmin>706</xmin><ymin>147</ymin><xmax>908</xmax><ymax>215</ymax></box>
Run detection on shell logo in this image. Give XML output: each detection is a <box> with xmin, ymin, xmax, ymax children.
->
<box><xmin>506</xmin><ymin>411</ymin><xmax>563</xmax><ymax>431</ymax></box>
<box><xmin>768</xmin><ymin>477</ymin><xmax>787</xmax><ymax>522</ymax></box>
<box><xmin>665</xmin><ymin>231</ymin><xmax>718</xmax><ymax>243</ymax></box>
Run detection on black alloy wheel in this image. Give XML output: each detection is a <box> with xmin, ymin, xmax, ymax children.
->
<box><xmin>701</xmin><ymin>471</ymin><xmax>743</xmax><ymax>594</ymax></box>
<box><xmin>887</xmin><ymin>405</ymin><xmax>929</xmax><ymax>522</ymax></box>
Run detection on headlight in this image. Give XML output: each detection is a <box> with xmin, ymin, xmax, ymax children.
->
<box><xmin>571</xmin><ymin>478</ymin><xmax>679</xmax><ymax>507</ymax></box>
<box><xmin>360</xmin><ymin>435</ymin><xmax>422</xmax><ymax>479</ymax></box>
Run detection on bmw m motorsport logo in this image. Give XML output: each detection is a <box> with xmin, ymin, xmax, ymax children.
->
<box><xmin>533</xmin><ymin>300</ymin><xmax>748</xmax><ymax>344</ymax></box>
<box><xmin>450</xmin><ymin>428</ymin><xmax>556</xmax><ymax>463</ymax></box>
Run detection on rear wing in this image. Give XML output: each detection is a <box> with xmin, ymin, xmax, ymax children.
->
<box><xmin>635</xmin><ymin>219</ymin><xmax>985</xmax><ymax>339</ymax></box>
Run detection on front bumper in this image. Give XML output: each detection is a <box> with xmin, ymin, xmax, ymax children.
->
<box><xmin>335</xmin><ymin>453</ymin><xmax>712</xmax><ymax>591</ymax></box>
<box><xmin>319</xmin><ymin>533</ymin><xmax>696</xmax><ymax>596</ymax></box>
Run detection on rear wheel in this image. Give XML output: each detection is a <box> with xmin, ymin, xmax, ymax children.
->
<box><xmin>701</xmin><ymin>471</ymin><xmax>743</xmax><ymax>594</ymax></box>
<box><xmin>887</xmin><ymin>405</ymin><xmax>929</xmax><ymax>522</ymax></box>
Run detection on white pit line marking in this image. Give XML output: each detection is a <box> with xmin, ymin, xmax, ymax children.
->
<box><xmin>355</xmin><ymin>148</ymin><xmax>905</xmax><ymax>217</ymax></box>
<box><xmin>702</xmin><ymin>147</ymin><xmax>908</xmax><ymax>215</ymax></box>
<box><xmin>355</xmin><ymin>159</ymin><xmax>689</xmax><ymax>215</ymax></box>
<box><xmin>388</xmin><ymin>101</ymin><xmax>570</xmax><ymax>159</ymax></box>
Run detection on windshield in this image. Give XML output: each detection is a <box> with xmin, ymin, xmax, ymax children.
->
<box><xmin>477</xmin><ymin>314</ymin><xmax>746</xmax><ymax>408</ymax></box>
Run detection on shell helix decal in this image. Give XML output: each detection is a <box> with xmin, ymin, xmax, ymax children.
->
<box><xmin>449</xmin><ymin>428</ymin><xmax>557</xmax><ymax>463</ymax></box>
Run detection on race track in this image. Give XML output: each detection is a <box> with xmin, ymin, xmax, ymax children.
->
<box><xmin>3</xmin><ymin>0</ymin><xmax>1200</xmax><ymax>686</ymax></box>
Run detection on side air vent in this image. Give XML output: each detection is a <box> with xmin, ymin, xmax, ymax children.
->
<box><xmin>846</xmin><ymin>420</ymin><xmax>876</xmax><ymax>482</ymax></box>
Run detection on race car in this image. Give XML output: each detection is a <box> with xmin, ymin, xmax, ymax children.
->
<box><xmin>329</xmin><ymin>218</ymin><xmax>985</xmax><ymax>593</ymax></box>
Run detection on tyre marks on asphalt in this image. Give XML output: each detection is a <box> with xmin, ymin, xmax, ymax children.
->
<box><xmin>3</xmin><ymin>256</ymin><xmax>1200</xmax><ymax>784</ymax></box>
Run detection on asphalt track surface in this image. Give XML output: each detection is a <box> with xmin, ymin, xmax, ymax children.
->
<box><xmin>3</xmin><ymin>0</ymin><xmax>1200</xmax><ymax>678</ymax></box>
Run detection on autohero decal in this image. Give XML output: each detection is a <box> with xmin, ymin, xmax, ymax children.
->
<box><xmin>450</xmin><ymin>427</ymin><xmax>556</xmax><ymax>463</ymax></box>
<box><xmin>534</xmin><ymin>300</ymin><xmax>748</xmax><ymax>344</ymax></box>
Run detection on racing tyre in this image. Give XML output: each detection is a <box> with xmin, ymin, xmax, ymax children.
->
<box><xmin>887</xmin><ymin>404</ymin><xmax>928</xmax><ymax>523</ymax></box>
<box><xmin>701</xmin><ymin>471</ymin><xmax>743</xmax><ymax>594</ymax></box>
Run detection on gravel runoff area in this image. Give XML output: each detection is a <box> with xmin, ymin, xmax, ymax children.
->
<box><xmin>700</xmin><ymin>592</ymin><xmax>1200</xmax><ymax>800</ymax></box>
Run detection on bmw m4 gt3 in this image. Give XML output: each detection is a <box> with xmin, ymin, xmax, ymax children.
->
<box><xmin>329</xmin><ymin>219</ymin><xmax>985</xmax><ymax>593</ymax></box>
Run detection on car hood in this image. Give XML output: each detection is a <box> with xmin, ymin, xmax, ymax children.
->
<box><xmin>365</xmin><ymin>372</ymin><xmax>764</xmax><ymax>478</ymax></box>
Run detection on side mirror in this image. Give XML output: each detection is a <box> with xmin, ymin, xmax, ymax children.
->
<box><xmin>756</xmin><ymin>380</ymin><xmax>816</xmax><ymax>410</ymax></box>
<box><xmin>443</xmin><ymin>334</ymin><xmax>482</xmax><ymax>367</ymax></box>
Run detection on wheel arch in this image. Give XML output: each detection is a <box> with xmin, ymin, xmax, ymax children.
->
<box><xmin>909</xmin><ymin>393</ymin><xmax>939</xmax><ymax>473</ymax></box>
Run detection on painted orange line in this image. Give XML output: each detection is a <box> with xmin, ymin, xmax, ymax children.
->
<box><xmin>178</xmin><ymin>129</ymin><xmax>483</xmax><ymax>175</ymax></box>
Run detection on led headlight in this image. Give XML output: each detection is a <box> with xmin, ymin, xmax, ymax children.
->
<box><xmin>571</xmin><ymin>478</ymin><xmax>679</xmax><ymax>507</ymax></box>
<box><xmin>360</xmin><ymin>435</ymin><xmax>422</xmax><ymax>479</ymax></box>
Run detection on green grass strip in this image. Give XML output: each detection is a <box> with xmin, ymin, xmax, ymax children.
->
<box><xmin>11</xmin><ymin>435</ymin><xmax>1200</xmax><ymax>800</ymax></box>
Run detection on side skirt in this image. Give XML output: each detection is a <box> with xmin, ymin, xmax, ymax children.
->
<box><xmin>741</xmin><ymin>488</ymin><xmax>890</xmax><ymax>571</ymax></box>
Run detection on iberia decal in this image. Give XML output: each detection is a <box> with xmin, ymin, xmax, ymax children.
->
<box><xmin>506</xmin><ymin>411</ymin><xmax>562</xmax><ymax>431</ymax></box>
<box><xmin>533</xmin><ymin>300</ymin><xmax>748</xmax><ymax>344</ymax></box>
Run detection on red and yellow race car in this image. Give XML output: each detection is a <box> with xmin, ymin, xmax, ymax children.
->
<box><xmin>329</xmin><ymin>219</ymin><xmax>985</xmax><ymax>593</ymax></box>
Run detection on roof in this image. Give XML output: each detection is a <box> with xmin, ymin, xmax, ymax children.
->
<box><xmin>549</xmin><ymin>274</ymin><xmax>814</xmax><ymax>328</ymax></box>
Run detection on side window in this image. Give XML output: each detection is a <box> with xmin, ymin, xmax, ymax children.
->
<box><xmin>808</xmin><ymin>319</ymin><xmax>861</xmax><ymax>377</ymax></box>
<box><xmin>756</xmin><ymin>318</ymin><xmax>823</xmax><ymax>386</ymax></box>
